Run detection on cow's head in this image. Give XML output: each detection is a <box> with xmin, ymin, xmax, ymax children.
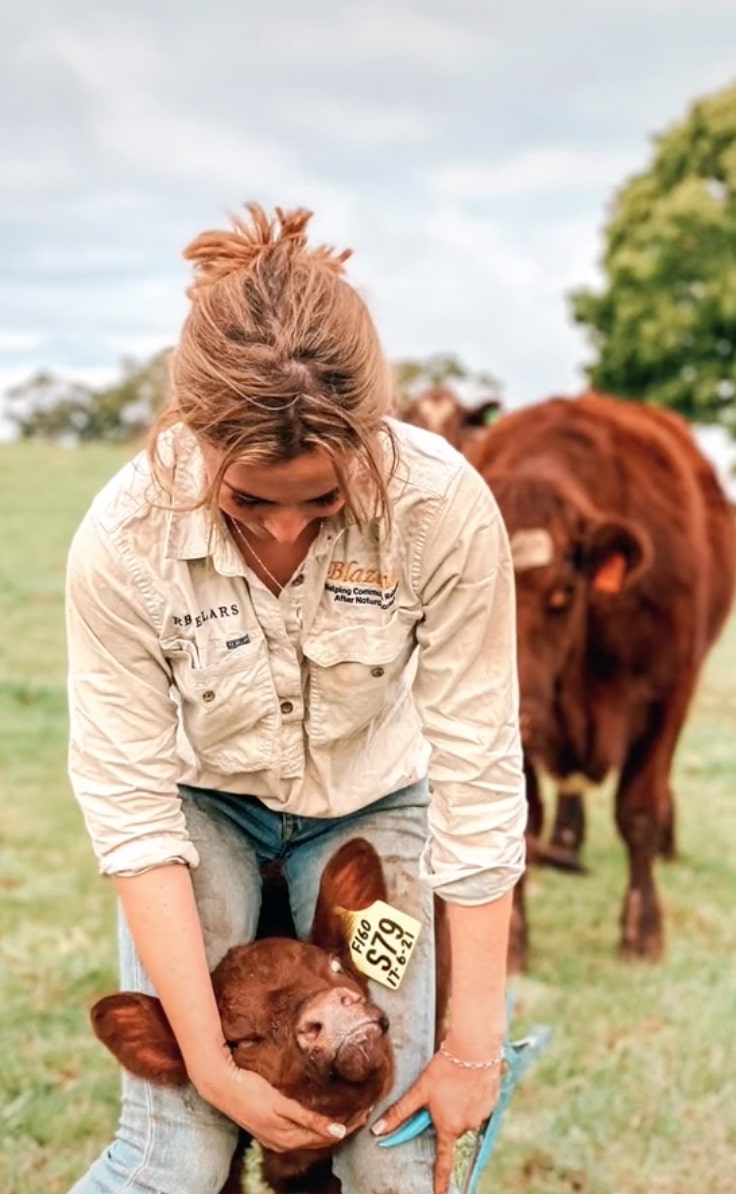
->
<box><xmin>402</xmin><ymin>386</ymin><xmax>501</xmax><ymax>451</ymax></box>
<box><xmin>90</xmin><ymin>839</ymin><xmax>394</xmax><ymax>1134</ymax></box>
<box><xmin>490</xmin><ymin>469</ymin><xmax>652</xmax><ymax>763</ymax></box>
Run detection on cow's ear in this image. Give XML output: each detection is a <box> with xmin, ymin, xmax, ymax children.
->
<box><xmin>311</xmin><ymin>838</ymin><xmax>388</xmax><ymax>955</ymax></box>
<box><xmin>465</xmin><ymin>398</ymin><xmax>501</xmax><ymax>427</ymax></box>
<box><xmin>582</xmin><ymin>518</ymin><xmax>653</xmax><ymax>593</ymax></box>
<box><xmin>90</xmin><ymin>993</ymin><xmax>189</xmax><ymax>1087</ymax></box>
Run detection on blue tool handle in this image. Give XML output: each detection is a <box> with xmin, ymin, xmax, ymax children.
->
<box><xmin>376</xmin><ymin>1107</ymin><xmax>432</xmax><ymax>1147</ymax></box>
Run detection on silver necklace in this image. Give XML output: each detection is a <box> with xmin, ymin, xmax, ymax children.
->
<box><xmin>228</xmin><ymin>517</ymin><xmax>323</xmax><ymax>595</ymax></box>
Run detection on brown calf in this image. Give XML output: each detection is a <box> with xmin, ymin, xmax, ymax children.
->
<box><xmin>91</xmin><ymin>839</ymin><xmax>400</xmax><ymax>1194</ymax></box>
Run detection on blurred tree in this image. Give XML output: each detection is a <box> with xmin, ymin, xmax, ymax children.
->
<box><xmin>392</xmin><ymin>352</ymin><xmax>502</xmax><ymax>415</ymax></box>
<box><xmin>91</xmin><ymin>350</ymin><xmax>171</xmax><ymax>440</ymax></box>
<box><xmin>4</xmin><ymin>371</ymin><xmax>96</xmax><ymax>441</ymax></box>
<box><xmin>3</xmin><ymin>350</ymin><xmax>171</xmax><ymax>442</ymax></box>
<box><xmin>570</xmin><ymin>80</ymin><xmax>736</xmax><ymax>431</ymax></box>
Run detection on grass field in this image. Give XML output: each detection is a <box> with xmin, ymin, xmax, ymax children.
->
<box><xmin>1</xmin><ymin>440</ymin><xmax>735</xmax><ymax>1194</ymax></box>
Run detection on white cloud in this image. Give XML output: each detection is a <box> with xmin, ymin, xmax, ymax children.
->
<box><xmin>432</xmin><ymin>148</ymin><xmax>643</xmax><ymax>201</ymax></box>
<box><xmin>273</xmin><ymin>92</ymin><xmax>433</xmax><ymax>148</ymax></box>
<box><xmin>0</xmin><ymin>332</ymin><xmax>46</xmax><ymax>352</ymax></box>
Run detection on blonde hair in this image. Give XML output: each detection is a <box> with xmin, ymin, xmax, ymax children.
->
<box><xmin>150</xmin><ymin>204</ymin><xmax>397</xmax><ymax>525</ymax></box>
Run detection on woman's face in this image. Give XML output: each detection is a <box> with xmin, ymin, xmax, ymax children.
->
<box><xmin>201</xmin><ymin>444</ymin><xmax>347</xmax><ymax>544</ymax></box>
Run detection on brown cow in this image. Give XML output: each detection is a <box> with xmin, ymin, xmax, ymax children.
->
<box><xmin>401</xmin><ymin>385</ymin><xmax>501</xmax><ymax>452</ymax></box>
<box><xmin>90</xmin><ymin>839</ymin><xmax>400</xmax><ymax>1194</ymax></box>
<box><xmin>466</xmin><ymin>392</ymin><xmax>736</xmax><ymax>965</ymax></box>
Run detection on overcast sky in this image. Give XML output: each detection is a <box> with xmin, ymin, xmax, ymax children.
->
<box><xmin>1</xmin><ymin>0</ymin><xmax>734</xmax><ymax>410</ymax></box>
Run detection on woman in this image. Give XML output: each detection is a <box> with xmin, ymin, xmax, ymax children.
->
<box><xmin>66</xmin><ymin>204</ymin><xmax>526</xmax><ymax>1194</ymax></box>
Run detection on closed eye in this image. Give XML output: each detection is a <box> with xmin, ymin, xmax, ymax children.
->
<box><xmin>230</xmin><ymin>489</ymin><xmax>342</xmax><ymax>510</ymax></box>
<box><xmin>227</xmin><ymin>1034</ymin><xmax>265</xmax><ymax>1049</ymax></box>
<box><xmin>309</xmin><ymin>490</ymin><xmax>342</xmax><ymax>508</ymax></box>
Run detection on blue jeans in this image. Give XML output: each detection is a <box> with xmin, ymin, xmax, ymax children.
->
<box><xmin>70</xmin><ymin>779</ymin><xmax>440</xmax><ymax>1194</ymax></box>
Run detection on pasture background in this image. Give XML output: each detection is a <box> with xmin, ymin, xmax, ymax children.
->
<box><xmin>1</xmin><ymin>441</ymin><xmax>734</xmax><ymax>1194</ymax></box>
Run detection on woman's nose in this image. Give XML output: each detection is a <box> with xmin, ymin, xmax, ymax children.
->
<box><xmin>261</xmin><ymin>509</ymin><xmax>311</xmax><ymax>543</ymax></box>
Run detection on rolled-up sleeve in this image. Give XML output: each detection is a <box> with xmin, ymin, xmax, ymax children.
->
<box><xmin>413</xmin><ymin>464</ymin><xmax>527</xmax><ymax>905</ymax></box>
<box><xmin>66</xmin><ymin>513</ymin><xmax>199</xmax><ymax>877</ymax></box>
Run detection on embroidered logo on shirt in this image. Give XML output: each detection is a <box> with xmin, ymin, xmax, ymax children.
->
<box><xmin>172</xmin><ymin>604</ymin><xmax>240</xmax><ymax>629</ymax></box>
<box><xmin>325</xmin><ymin>561</ymin><xmax>398</xmax><ymax>609</ymax></box>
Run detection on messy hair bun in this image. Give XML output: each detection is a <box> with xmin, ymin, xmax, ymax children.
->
<box><xmin>184</xmin><ymin>204</ymin><xmax>352</xmax><ymax>294</ymax></box>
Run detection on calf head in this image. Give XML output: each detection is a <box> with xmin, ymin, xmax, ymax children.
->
<box><xmin>489</xmin><ymin>469</ymin><xmax>652</xmax><ymax>766</ymax></box>
<box><xmin>90</xmin><ymin>838</ymin><xmax>394</xmax><ymax>1180</ymax></box>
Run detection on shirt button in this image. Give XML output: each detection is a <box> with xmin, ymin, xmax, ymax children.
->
<box><xmin>280</xmin><ymin>700</ymin><xmax>294</xmax><ymax>715</ymax></box>
<box><xmin>371</xmin><ymin>666</ymin><xmax>385</xmax><ymax>678</ymax></box>
<box><xmin>291</xmin><ymin>574</ymin><xmax>305</xmax><ymax>587</ymax></box>
<box><xmin>202</xmin><ymin>690</ymin><xmax>216</xmax><ymax>703</ymax></box>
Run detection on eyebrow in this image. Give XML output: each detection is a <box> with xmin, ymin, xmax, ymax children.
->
<box><xmin>224</xmin><ymin>482</ymin><xmax>340</xmax><ymax>504</ymax></box>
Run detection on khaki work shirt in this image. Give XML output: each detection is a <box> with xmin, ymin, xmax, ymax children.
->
<box><xmin>66</xmin><ymin>420</ymin><xmax>526</xmax><ymax>904</ymax></box>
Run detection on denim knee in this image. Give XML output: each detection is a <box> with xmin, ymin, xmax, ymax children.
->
<box><xmin>69</xmin><ymin>1077</ymin><xmax>240</xmax><ymax>1194</ymax></box>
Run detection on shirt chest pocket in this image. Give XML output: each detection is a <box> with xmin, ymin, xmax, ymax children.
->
<box><xmin>162</xmin><ymin>634</ymin><xmax>277</xmax><ymax>772</ymax></box>
<box><xmin>303</xmin><ymin>613</ymin><xmax>417</xmax><ymax>745</ymax></box>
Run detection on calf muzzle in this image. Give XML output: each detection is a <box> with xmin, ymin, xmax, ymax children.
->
<box><xmin>296</xmin><ymin>987</ymin><xmax>390</xmax><ymax>1080</ymax></box>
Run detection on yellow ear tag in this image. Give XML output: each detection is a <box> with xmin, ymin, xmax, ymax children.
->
<box><xmin>335</xmin><ymin>900</ymin><xmax>422</xmax><ymax>991</ymax></box>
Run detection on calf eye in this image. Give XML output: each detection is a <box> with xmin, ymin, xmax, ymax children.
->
<box><xmin>329</xmin><ymin>957</ymin><xmax>344</xmax><ymax>974</ymax></box>
<box><xmin>227</xmin><ymin>1034</ymin><xmax>264</xmax><ymax>1050</ymax></box>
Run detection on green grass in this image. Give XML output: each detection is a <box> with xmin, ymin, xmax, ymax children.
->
<box><xmin>1</xmin><ymin>440</ymin><xmax>735</xmax><ymax>1194</ymax></box>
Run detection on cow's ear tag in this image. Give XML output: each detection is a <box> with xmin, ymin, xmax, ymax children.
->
<box><xmin>592</xmin><ymin>552</ymin><xmax>627</xmax><ymax>593</ymax></box>
<box><xmin>334</xmin><ymin>900</ymin><xmax>422</xmax><ymax>990</ymax></box>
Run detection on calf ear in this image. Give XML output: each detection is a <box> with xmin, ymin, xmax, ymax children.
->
<box><xmin>90</xmin><ymin>993</ymin><xmax>189</xmax><ymax>1087</ymax></box>
<box><xmin>311</xmin><ymin>838</ymin><xmax>388</xmax><ymax>956</ymax></box>
<box><xmin>583</xmin><ymin>517</ymin><xmax>653</xmax><ymax>593</ymax></box>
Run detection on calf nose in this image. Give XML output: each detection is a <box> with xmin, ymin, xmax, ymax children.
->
<box><xmin>296</xmin><ymin>987</ymin><xmax>390</xmax><ymax>1082</ymax></box>
<box><xmin>297</xmin><ymin>988</ymin><xmax>363</xmax><ymax>1045</ymax></box>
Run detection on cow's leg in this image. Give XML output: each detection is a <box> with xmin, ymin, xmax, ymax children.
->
<box><xmin>614</xmin><ymin>685</ymin><xmax>693</xmax><ymax>960</ymax></box>
<box><xmin>616</xmin><ymin>667</ymin><xmax>702</xmax><ymax>958</ymax></box>
<box><xmin>657</xmin><ymin>785</ymin><xmax>677</xmax><ymax>861</ymax></box>
<box><xmin>615</xmin><ymin>768</ymin><xmax>662</xmax><ymax>961</ymax></box>
<box><xmin>525</xmin><ymin>759</ymin><xmax>544</xmax><ymax>838</ymax></box>
<box><xmin>654</xmin><ymin>662</ymin><xmax>704</xmax><ymax>862</ymax></box>
<box><xmin>550</xmin><ymin>787</ymin><xmax>586</xmax><ymax>858</ymax></box>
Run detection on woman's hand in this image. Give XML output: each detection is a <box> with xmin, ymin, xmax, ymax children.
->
<box><xmin>194</xmin><ymin>1048</ymin><xmax>367</xmax><ymax>1153</ymax></box>
<box><xmin>370</xmin><ymin>1048</ymin><xmax>503</xmax><ymax>1194</ymax></box>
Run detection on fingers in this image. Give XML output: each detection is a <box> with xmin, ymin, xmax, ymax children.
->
<box><xmin>278</xmin><ymin>1092</ymin><xmax>347</xmax><ymax>1145</ymax></box>
<box><xmin>370</xmin><ymin>1076</ymin><xmax>427</xmax><ymax>1137</ymax></box>
<box><xmin>344</xmin><ymin>1103</ymin><xmax>375</xmax><ymax>1135</ymax></box>
<box><xmin>433</xmin><ymin>1133</ymin><xmax>456</xmax><ymax>1194</ymax></box>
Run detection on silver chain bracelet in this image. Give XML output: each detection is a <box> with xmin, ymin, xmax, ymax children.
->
<box><xmin>438</xmin><ymin>1041</ymin><xmax>505</xmax><ymax>1070</ymax></box>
